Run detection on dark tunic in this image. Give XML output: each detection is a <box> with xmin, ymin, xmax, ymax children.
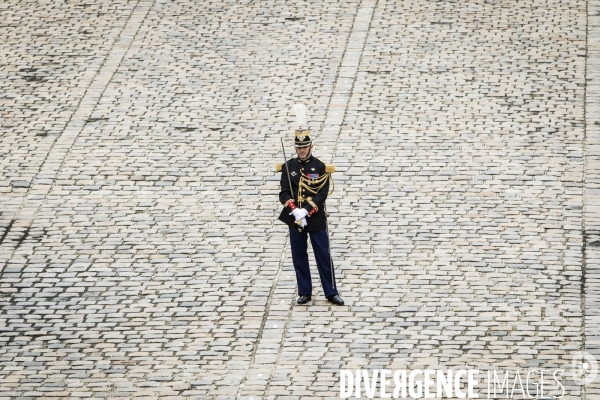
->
<box><xmin>278</xmin><ymin>155</ymin><xmax>329</xmax><ymax>232</ymax></box>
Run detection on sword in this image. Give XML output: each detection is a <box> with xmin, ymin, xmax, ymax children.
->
<box><xmin>281</xmin><ymin>138</ymin><xmax>303</xmax><ymax>232</ymax></box>
<box><xmin>324</xmin><ymin>203</ymin><xmax>335</xmax><ymax>290</ymax></box>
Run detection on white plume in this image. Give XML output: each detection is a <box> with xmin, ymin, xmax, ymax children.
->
<box><xmin>293</xmin><ymin>103</ymin><xmax>308</xmax><ymax>129</ymax></box>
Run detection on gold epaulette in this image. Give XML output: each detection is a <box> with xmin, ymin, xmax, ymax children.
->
<box><xmin>276</xmin><ymin>163</ymin><xmax>336</xmax><ymax>173</ymax></box>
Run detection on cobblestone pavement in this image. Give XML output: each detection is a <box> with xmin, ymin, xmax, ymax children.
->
<box><xmin>1</xmin><ymin>0</ymin><xmax>599</xmax><ymax>399</ymax></box>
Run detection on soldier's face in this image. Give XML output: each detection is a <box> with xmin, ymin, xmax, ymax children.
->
<box><xmin>295</xmin><ymin>145</ymin><xmax>312</xmax><ymax>160</ymax></box>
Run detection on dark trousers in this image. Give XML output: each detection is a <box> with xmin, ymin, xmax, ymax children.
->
<box><xmin>289</xmin><ymin>227</ymin><xmax>338</xmax><ymax>298</ymax></box>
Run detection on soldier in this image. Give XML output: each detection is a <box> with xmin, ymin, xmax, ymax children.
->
<box><xmin>278</xmin><ymin>105</ymin><xmax>344</xmax><ymax>306</ymax></box>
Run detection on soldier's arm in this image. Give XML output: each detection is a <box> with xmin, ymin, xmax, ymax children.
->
<box><xmin>279</xmin><ymin>162</ymin><xmax>297</xmax><ymax>210</ymax></box>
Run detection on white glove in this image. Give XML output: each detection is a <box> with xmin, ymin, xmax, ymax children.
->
<box><xmin>290</xmin><ymin>208</ymin><xmax>309</xmax><ymax>221</ymax></box>
<box><xmin>299</xmin><ymin>218</ymin><xmax>307</xmax><ymax>227</ymax></box>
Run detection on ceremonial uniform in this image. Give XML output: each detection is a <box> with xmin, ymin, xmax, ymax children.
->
<box><xmin>277</xmin><ymin>103</ymin><xmax>343</xmax><ymax>306</ymax></box>
<box><xmin>278</xmin><ymin>155</ymin><xmax>329</xmax><ymax>232</ymax></box>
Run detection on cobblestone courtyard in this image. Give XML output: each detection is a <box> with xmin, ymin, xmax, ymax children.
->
<box><xmin>1</xmin><ymin>0</ymin><xmax>600</xmax><ymax>399</ymax></box>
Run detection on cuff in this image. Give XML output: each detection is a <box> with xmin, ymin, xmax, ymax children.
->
<box><xmin>306</xmin><ymin>200</ymin><xmax>318</xmax><ymax>216</ymax></box>
<box><xmin>285</xmin><ymin>199</ymin><xmax>297</xmax><ymax>211</ymax></box>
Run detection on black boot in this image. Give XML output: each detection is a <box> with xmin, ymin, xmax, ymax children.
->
<box><xmin>326</xmin><ymin>294</ymin><xmax>344</xmax><ymax>306</ymax></box>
